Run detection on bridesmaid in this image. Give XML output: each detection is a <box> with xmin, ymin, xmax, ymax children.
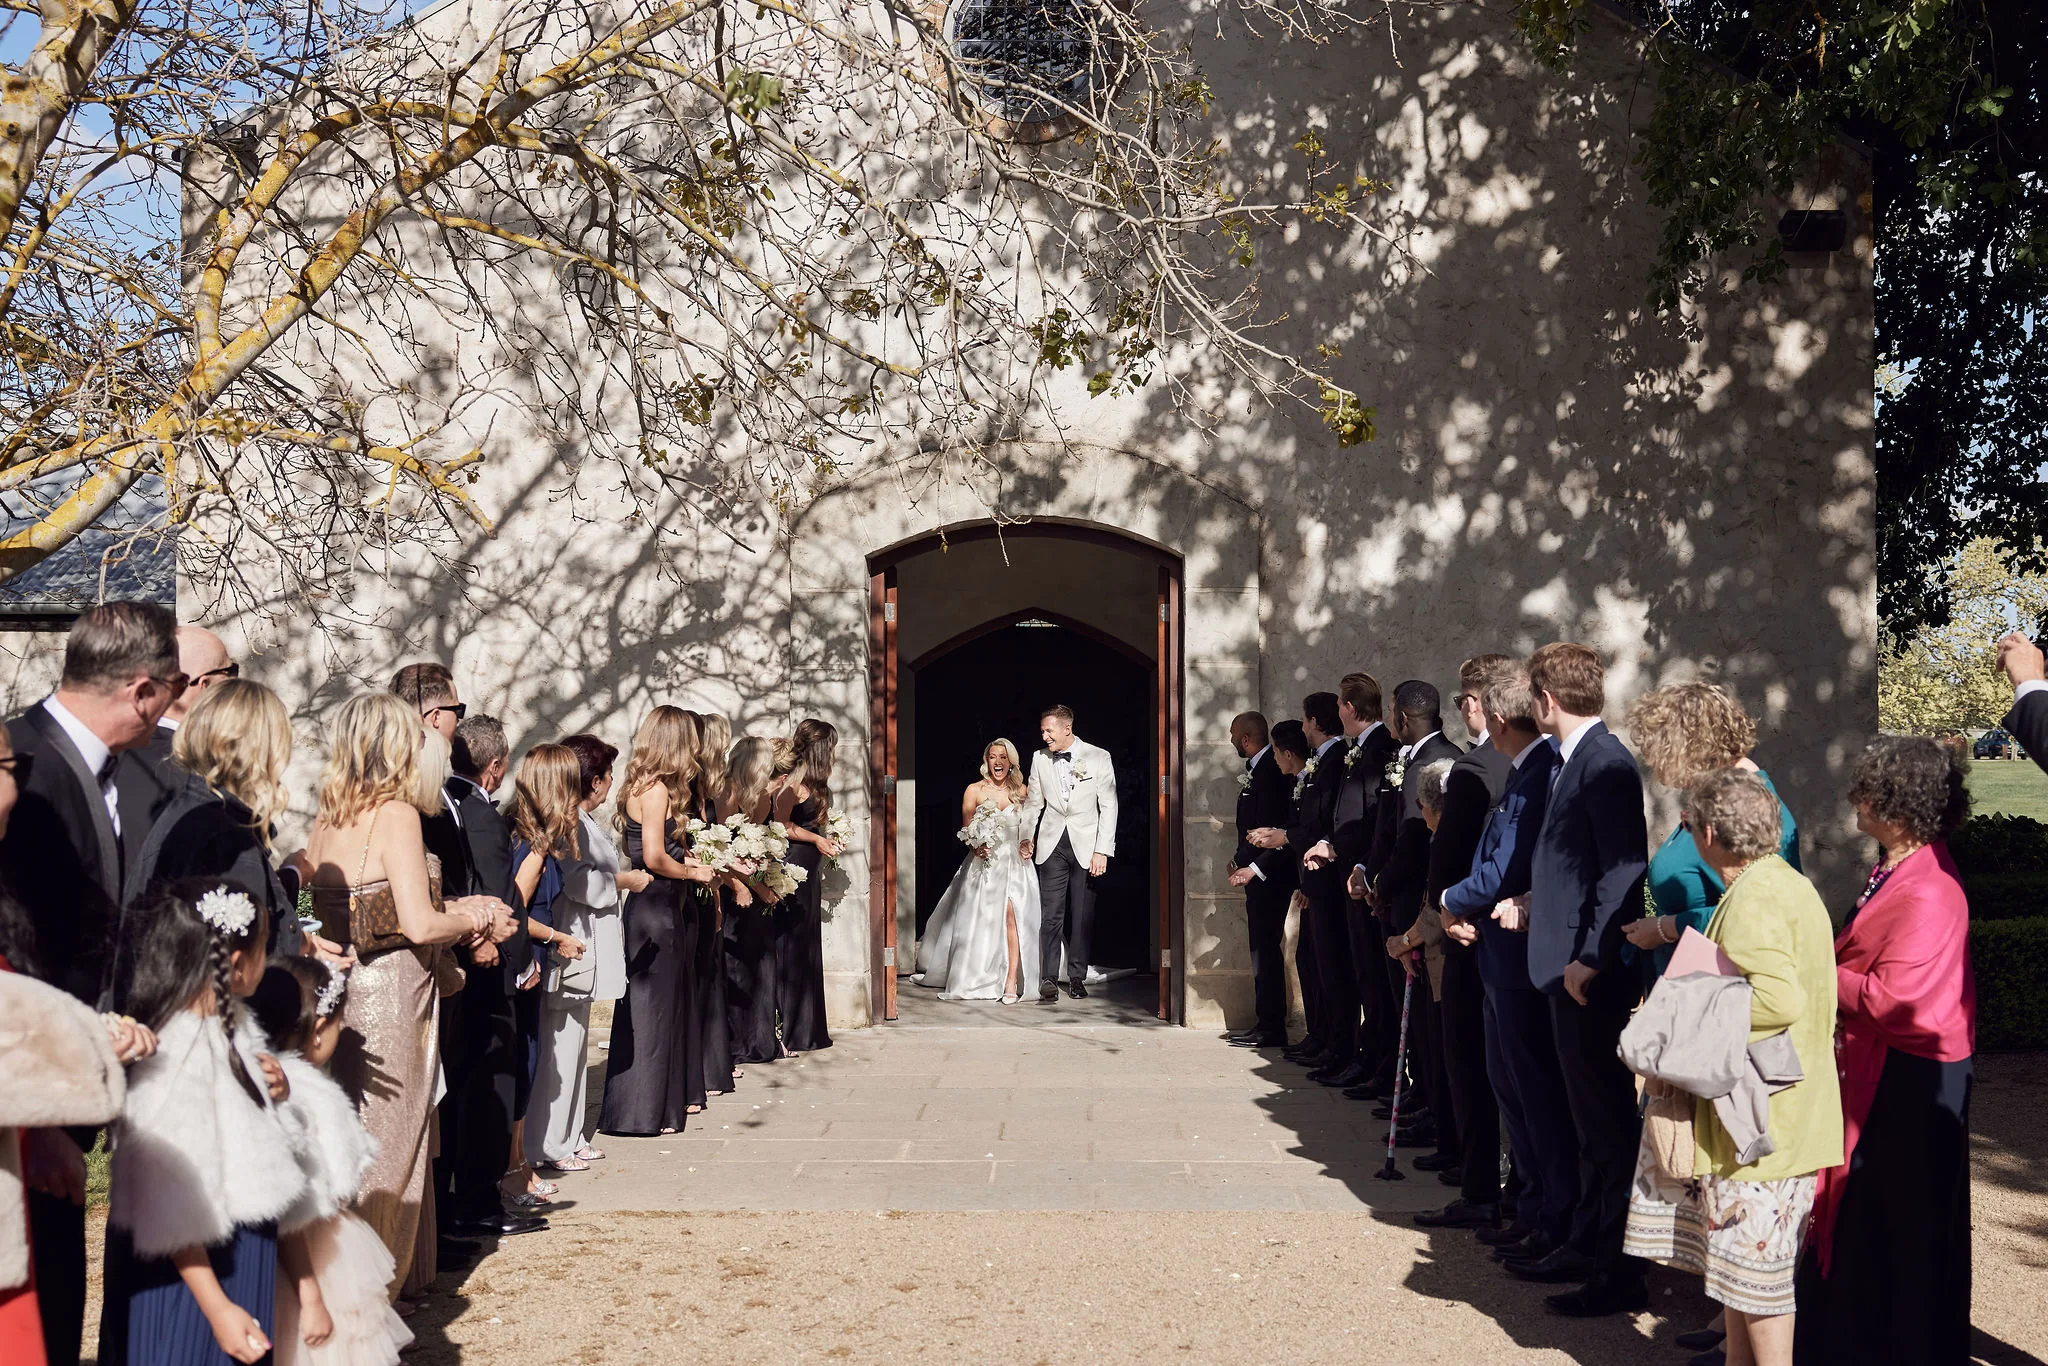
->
<box><xmin>721</xmin><ymin>736</ymin><xmax>782</xmax><ymax>1068</ymax></box>
<box><xmin>301</xmin><ymin>694</ymin><xmax>494</xmax><ymax>1302</ymax></box>
<box><xmin>695</xmin><ymin>715</ymin><xmax>736</xmax><ymax>1099</ymax></box>
<box><xmin>598</xmin><ymin>707</ymin><xmax>716</xmax><ymax>1137</ymax></box>
<box><xmin>770</xmin><ymin>718</ymin><xmax>841</xmax><ymax>1055</ymax></box>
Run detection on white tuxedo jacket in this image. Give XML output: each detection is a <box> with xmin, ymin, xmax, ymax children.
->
<box><xmin>1021</xmin><ymin>738</ymin><xmax>1118</xmax><ymax>866</ymax></box>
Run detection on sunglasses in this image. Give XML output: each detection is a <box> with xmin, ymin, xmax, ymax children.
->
<box><xmin>194</xmin><ymin>662</ymin><xmax>240</xmax><ymax>684</ymax></box>
<box><xmin>148</xmin><ymin>671</ymin><xmax>190</xmax><ymax>700</ymax></box>
<box><xmin>423</xmin><ymin>702</ymin><xmax>468</xmax><ymax>722</ymax></box>
<box><xmin>0</xmin><ymin>753</ymin><xmax>33</xmax><ymax>783</ymax></box>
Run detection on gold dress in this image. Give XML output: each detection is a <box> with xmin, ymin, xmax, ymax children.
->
<box><xmin>309</xmin><ymin>855</ymin><xmax>456</xmax><ymax>1299</ymax></box>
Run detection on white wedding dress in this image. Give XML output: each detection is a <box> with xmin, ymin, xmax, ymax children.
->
<box><xmin>913</xmin><ymin>801</ymin><xmax>1043</xmax><ymax>1000</ymax></box>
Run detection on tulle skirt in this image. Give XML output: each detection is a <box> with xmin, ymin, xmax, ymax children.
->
<box><xmin>275</xmin><ymin>1212</ymin><xmax>413</xmax><ymax>1366</ymax></box>
<box><xmin>915</xmin><ymin>849</ymin><xmax>1042</xmax><ymax>1000</ymax></box>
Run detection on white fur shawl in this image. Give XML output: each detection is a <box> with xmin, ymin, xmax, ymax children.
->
<box><xmin>109</xmin><ymin>1011</ymin><xmax>307</xmax><ymax>1257</ymax></box>
<box><xmin>0</xmin><ymin>972</ymin><xmax>125</xmax><ymax>1290</ymax></box>
<box><xmin>274</xmin><ymin>1054</ymin><xmax>376</xmax><ymax>1233</ymax></box>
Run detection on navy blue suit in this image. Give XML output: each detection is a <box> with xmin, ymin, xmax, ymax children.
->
<box><xmin>1442</xmin><ymin>739</ymin><xmax>1577</xmax><ymax>1241</ymax></box>
<box><xmin>1528</xmin><ymin>721</ymin><xmax>1648</xmax><ymax>1280</ymax></box>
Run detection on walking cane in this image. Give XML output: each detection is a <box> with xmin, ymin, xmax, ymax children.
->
<box><xmin>1374</xmin><ymin>955</ymin><xmax>1417</xmax><ymax>1181</ymax></box>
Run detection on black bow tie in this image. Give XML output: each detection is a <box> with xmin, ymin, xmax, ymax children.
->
<box><xmin>1054</xmin><ymin>751</ymin><xmax>1073</xmax><ymax>763</ymax></box>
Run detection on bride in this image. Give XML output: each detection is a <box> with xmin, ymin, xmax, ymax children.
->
<box><xmin>912</xmin><ymin>738</ymin><xmax>1042</xmax><ymax>1003</ymax></box>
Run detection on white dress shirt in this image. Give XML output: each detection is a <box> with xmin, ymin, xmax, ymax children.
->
<box><xmin>2017</xmin><ymin>680</ymin><xmax>2048</xmax><ymax>705</ymax></box>
<box><xmin>1554</xmin><ymin>716</ymin><xmax>1600</xmax><ymax>770</ymax></box>
<box><xmin>42</xmin><ymin>695</ymin><xmax>120</xmax><ymax>838</ymax></box>
<box><xmin>1246</xmin><ymin>744</ymin><xmax>1272</xmax><ymax>879</ymax></box>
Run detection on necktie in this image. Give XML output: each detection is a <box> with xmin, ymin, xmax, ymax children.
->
<box><xmin>97</xmin><ymin>754</ymin><xmax>118</xmax><ymax>788</ymax></box>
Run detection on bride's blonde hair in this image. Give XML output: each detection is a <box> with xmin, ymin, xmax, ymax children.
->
<box><xmin>979</xmin><ymin>738</ymin><xmax>1026</xmax><ymax>800</ymax></box>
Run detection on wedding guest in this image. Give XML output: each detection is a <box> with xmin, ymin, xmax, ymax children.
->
<box><xmin>1437</xmin><ymin>663</ymin><xmax>1577</xmax><ymax>1263</ymax></box>
<box><xmin>390</xmin><ymin>662</ymin><xmax>465</xmax><ymax>743</ymax></box>
<box><xmin>1259</xmin><ymin>721</ymin><xmax>1315</xmax><ymax>1049</ymax></box>
<box><xmin>124</xmin><ymin>679</ymin><xmax>300</xmax><ymax>956</ymax></box>
<box><xmin>1794</xmin><ymin>737</ymin><xmax>1975</xmax><ymax>1366</ymax></box>
<box><xmin>1299</xmin><ymin>680</ymin><xmax>1372</xmax><ymax>1083</ymax></box>
<box><xmin>302</xmin><ymin>694</ymin><xmax>495</xmax><ymax>1296</ymax></box>
<box><xmin>1414</xmin><ymin>657</ymin><xmax>1513</xmax><ymax>1228</ymax></box>
<box><xmin>1373</xmin><ymin>682</ymin><xmax>1464</xmax><ymax>1160</ymax></box>
<box><xmin>1224</xmin><ymin>712</ymin><xmax>1291</xmax><ymax>1049</ymax></box>
<box><xmin>99</xmin><ymin>879</ymin><xmax>305</xmax><ymax>1366</ymax></box>
<box><xmin>1</xmin><ymin>601</ymin><xmax>182</xmax><ymax>1365</ymax></box>
<box><xmin>1245</xmin><ymin>694</ymin><xmax>1343</xmax><ymax>1070</ymax></box>
<box><xmin>1623</xmin><ymin>771</ymin><xmax>1840</xmax><ymax>1366</ymax></box>
<box><xmin>600</xmin><ymin>707</ymin><xmax>717</xmax><ymax>1135</ymax></box>
<box><xmin>1620</xmin><ymin>682</ymin><xmax>1800</xmax><ymax>975</ymax></box>
<box><xmin>694</xmin><ymin>717</ymin><xmax>736</xmax><ymax>1097</ymax></box>
<box><xmin>506</xmin><ymin>744</ymin><xmax>588</xmax><ymax>1202</ymax></box>
<box><xmin>721</xmin><ymin>736</ymin><xmax>782</xmax><ymax>1067</ymax></box>
<box><xmin>1332</xmin><ymin>674</ymin><xmax>1399</xmax><ymax>1094</ymax></box>
<box><xmin>529</xmin><ymin>735</ymin><xmax>642</xmax><ymax>1172</ymax></box>
<box><xmin>1506</xmin><ymin>643</ymin><xmax>1649</xmax><ymax>1318</ymax></box>
<box><xmin>1995</xmin><ymin>630</ymin><xmax>2048</xmax><ymax>778</ymax></box>
<box><xmin>131</xmin><ymin>625</ymin><xmax>235</xmax><ymax>827</ymax></box>
<box><xmin>771</xmin><ymin>718</ymin><xmax>841</xmax><ymax>1055</ymax></box>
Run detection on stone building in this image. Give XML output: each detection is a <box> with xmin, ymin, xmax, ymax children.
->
<box><xmin>5</xmin><ymin>1</ymin><xmax>1874</xmax><ymax>1033</ymax></box>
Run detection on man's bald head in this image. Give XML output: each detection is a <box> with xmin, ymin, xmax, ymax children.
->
<box><xmin>169</xmin><ymin>625</ymin><xmax>232</xmax><ymax>721</ymax></box>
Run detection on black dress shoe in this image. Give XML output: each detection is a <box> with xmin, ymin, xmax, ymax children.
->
<box><xmin>1066</xmin><ymin>982</ymin><xmax>1087</xmax><ymax>999</ymax></box>
<box><xmin>1366</xmin><ymin>1102</ymin><xmax>1429</xmax><ymax>1121</ymax></box>
<box><xmin>1304</xmin><ymin>1059</ymin><xmax>1352</xmax><ymax>1084</ymax></box>
<box><xmin>1546</xmin><ymin>1276</ymin><xmax>1649</xmax><ymax>1318</ymax></box>
<box><xmin>1313</xmin><ymin>1062</ymin><xmax>1371</xmax><ymax>1088</ymax></box>
<box><xmin>1283</xmin><ymin>1036</ymin><xmax>1323</xmax><ymax>1059</ymax></box>
<box><xmin>1379</xmin><ymin>1122</ymin><xmax>1436</xmax><ymax>1148</ymax></box>
<box><xmin>1039</xmin><ymin>981</ymin><xmax>1059</xmax><ymax>1002</ymax></box>
<box><xmin>1228</xmin><ymin>1032</ymin><xmax>1286</xmax><ymax>1048</ymax></box>
<box><xmin>1674</xmin><ymin>1329</ymin><xmax>1727</xmax><ymax>1351</ymax></box>
<box><xmin>1413</xmin><ymin>1199</ymin><xmax>1500</xmax><ymax>1230</ymax></box>
<box><xmin>1474</xmin><ymin>1222</ymin><xmax>1535</xmax><ymax>1247</ymax></box>
<box><xmin>1412</xmin><ymin>1151</ymin><xmax>1461</xmax><ymax>1172</ymax></box>
<box><xmin>1492</xmin><ymin>1233</ymin><xmax>1560</xmax><ymax>1264</ymax></box>
<box><xmin>1435</xmin><ymin>1168</ymin><xmax>1466</xmax><ymax>1187</ymax></box>
<box><xmin>452</xmin><ymin>1213</ymin><xmax>550</xmax><ymax>1237</ymax></box>
<box><xmin>1505</xmin><ymin>1247</ymin><xmax>1597</xmax><ymax>1283</ymax></box>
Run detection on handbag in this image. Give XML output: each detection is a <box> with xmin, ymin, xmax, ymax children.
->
<box><xmin>1641</xmin><ymin>1077</ymin><xmax>1699</xmax><ymax>1182</ymax></box>
<box><xmin>347</xmin><ymin>807</ymin><xmax>412</xmax><ymax>958</ymax></box>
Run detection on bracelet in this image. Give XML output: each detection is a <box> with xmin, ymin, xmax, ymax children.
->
<box><xmin>1659</xmin><ymin>915</ymin><xmax>1677</xmax><ymax>944</ymax></box>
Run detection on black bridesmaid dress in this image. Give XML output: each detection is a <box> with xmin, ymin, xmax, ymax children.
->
<box><xmin>724</xmin><ymin>889</ymin><xmax>780</xmax><ymax>1064</ymax></box>
<box><xmin>599</xmin><ymin>815</ymin><xmax>698</xmax><ymax>1135</ymax></box>
<box><xmin>773</xmin><ymin>795</ymin><xmax>833</xmax><ymax>1053</ymax></box>
<box><xmin>689</xmin><ymin>786</ymin><xmax>733</xmax><ymax>1101</ymax></box>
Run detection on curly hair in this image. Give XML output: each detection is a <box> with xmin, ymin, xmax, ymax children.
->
<box><xmin>1848</xmin><ymin>736</ymin><xmax>1971</xmax><ymax>846</ymax></box>
<box><xmin>1626</xmin><ymin>682</ymin><xmax>1759</xmax><ymax>788</ymax></box>
<box><xmin>1686</xmin><ymin>769</ymin><xmax>1783</xmax><ymax>862</ymax></box>
<box><xmin>317</xmin><ymin>692</ymin><xmax>427</xmax><ymax>828</ymax></box>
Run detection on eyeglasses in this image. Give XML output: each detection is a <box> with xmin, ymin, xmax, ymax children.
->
<box><xmin>194</xmin><ymin>662</ymin><xmax>240</xmax><ymax>684</ymax></box>
<box><xmin>149</xmin><ymin>671</ymin><xmax>190</xmax><ymax>700</ymax></box>
<box><xmin>0</xmin><ymin>753</ymin><xmax>34</xmax><ymax>783</ymax></box>
<box><xmin>423</xmin><ymin>702</ymin><xmax>468</xmax><ymax>722</ymax></box>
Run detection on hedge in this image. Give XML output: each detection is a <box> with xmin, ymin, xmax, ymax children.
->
<box><xmin>1959</xmin><ymin>873</ymin><xmax>2048</xmax><ymax>924</ymax></box>
<box><xmin>1971</xmin><ymin>916</ymin><xmax>2048</xmax><ymax>1052</ymax></box>
<box><xmin>1949</xmin><ymin>813</ymin><xmax>2048</xmax><ymax>877</ymax></box>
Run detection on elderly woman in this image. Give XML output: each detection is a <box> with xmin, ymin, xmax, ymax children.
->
<box><xmin>1623</xmin><ymin>770</ymin><xmax>1840</xmax><ymax>1366</ymax></box>
<box><xmin>1793</xmin><ymin>737</ymin><xmax>1974</xmax><ymax>1366</ymax></box>
<box><xmin>1624</xmin><ymin>683</ymin><xmax>1800</xmax><ymax>975</ymax></box>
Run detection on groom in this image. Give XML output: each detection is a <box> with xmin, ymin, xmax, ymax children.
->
<box><xmin>1019</xmin><ymin>703</ymin><xmax>1118</xmax><ymax>1000</ymax></box>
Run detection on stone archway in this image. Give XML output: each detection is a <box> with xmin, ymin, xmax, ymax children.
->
<box><xmin>788</xmin><ymin>443</ymin><xmax>1265</xmax><ymax>1030</ymax></box>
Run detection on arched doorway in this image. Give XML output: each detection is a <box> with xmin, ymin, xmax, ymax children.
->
<box><xmin>866</xmin><ymin>523</ymin><xmax>1184</xmax><ymax>1021</ymax></box>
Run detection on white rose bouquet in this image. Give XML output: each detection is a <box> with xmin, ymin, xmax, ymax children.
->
<box><xmin>957</xmin><ymin>800</ymin><xmax>1004</xmax><ymax>861</ymax></box>
<box><xmin>823</xmin><ymin>808</ymin><xmax>857</xmax><ymax>866</ymax></box>
<box><xmin>685</xmin><ymin>817</ymin><xmax>736</xmax><ymax>870</ymax></box>
<box><xmin>755</xmin><ymin>860</ymin><xmax>807</xmax><ymax>901</ymax></box>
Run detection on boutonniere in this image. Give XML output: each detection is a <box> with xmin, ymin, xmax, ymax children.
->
<box><xmin>1384</xmin><ymin>754</ymin><xmax>1407</xmax><ymax>788</ymax></box>
<box><xmin>1343</xmin><ymin>741</ymin><xmax>1364</xmax><ymax>769</ymax></box>
<box><xmin>1292</xmin><ymin>772</ymin><xmax>1308</xmax><ymax>800</ymax></box>
<box><xmin>1072</xmin><ymin>764</ymin><xmax>1092</xmax><ymax>782</ymax></box>
<box><xmin>1237</xmin><ymin>770</ymin><xmax>1254</xmax><ymax>791</ymax></box>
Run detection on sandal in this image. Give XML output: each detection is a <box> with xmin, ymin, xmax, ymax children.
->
<box><xmin>573</xmin><ymin>1145</ymin><xmax>606</xmax><ymax>1162</ymax></box>
<box><xmin>507</xmin><ymin>1190</ymin><xmax>552</xmax><ymax>1210</ymax></box>
<box><xmin>1001</xmin><ymin>993</ymin><xmax>1020</xmax><ymax>1005</ymax></box>
<box><xmin>538</xmin><ymin>1156</ymin><xmax>591</xmax><ymax>1173</ymax></box>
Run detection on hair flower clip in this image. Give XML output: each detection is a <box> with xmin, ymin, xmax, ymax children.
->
<box><xmin>196</xmin><ymin>887</ymin><xmax>257</xmax><ymax>936</ymax></box>
<box><xmin>314</xmin><ymin>961</ymin><xmax>349</xmax><ymax>1017</ymax></box>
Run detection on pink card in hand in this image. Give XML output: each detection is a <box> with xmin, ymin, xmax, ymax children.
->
<box><xmin>1665</xmin><ymin>925</ymin><xmax>1739</xmax><ymax>978</ymax></box>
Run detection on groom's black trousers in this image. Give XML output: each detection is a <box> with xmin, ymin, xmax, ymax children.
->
<box><xmin>1036</xmin><ymin>833</ymin><xmax>1095</xmax><ymax>986</ymax></box>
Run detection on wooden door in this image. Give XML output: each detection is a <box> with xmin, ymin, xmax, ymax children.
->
<box><xmin>867</xmin><ymin>568</ymin><xmax>899</xmax><ymax>1021</ymax></box>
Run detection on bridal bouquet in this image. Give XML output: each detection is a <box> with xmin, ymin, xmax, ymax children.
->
<box><xmin>755</xmin><ymin>859</ymin><xmax>807</xmax><ymax>901</ymax></box>
<box><xmin>957</xmin><ymin>800</ymin><xmax>1004</xmax><ymax>860</ymax></box>
<box><xmin>685</xmin><ymin>816</ymin><xmax>739</xmax><ymax>871</ymax></box>
<box><xmin>823</xmin><ymin>808</ymin><xmax>857</xmax><ymax>865</ymax></box>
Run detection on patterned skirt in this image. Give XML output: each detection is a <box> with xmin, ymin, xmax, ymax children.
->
<box><xmin>1624</xmin><ymin>1130</ymin><xmax>1815</xmax><ymax>1317</ymax></box>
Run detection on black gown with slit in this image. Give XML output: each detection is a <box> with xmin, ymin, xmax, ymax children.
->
<box><xmin>772</xmin><ymin>795</ymin><xmax>833</xmax><ymax>1053</ymax></box>
<box><xmin>598</xmin><ymin>815</ymin><xmax>697</xmax><ymax>1135</ymax></box>
<box><xmin>687</xmin><ymin>786</ymin><xmax>732</xmax><ymax>1102</ymax></box>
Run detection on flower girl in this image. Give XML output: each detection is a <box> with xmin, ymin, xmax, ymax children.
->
<box><xmin>248</xmin><ymin>957</ymin><xmax>413</xmax><ymax>1366</ymax></box>
<box><xmin>100</xmin><ymin>881</ymin><xmax>306</xmax><ymax>1366</ymax></box>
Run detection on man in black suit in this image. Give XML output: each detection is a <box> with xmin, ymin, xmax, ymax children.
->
<box><xmin>130</xmin><ymin>624</ymin><xmax>236</xmax><ymax>829</ymax></box>
<box><xmin>1225</xmin><ymin>711</ymin><xmax>1293</xmax><ymax>1048</ymax></box>
<box><xmin>1413</xmin><ymin>656</ymin><xmax>1514</xmax><ymax>1229</ymax></box>
<box><xmin>2</xmin><ymin>602</ymin><xmax>182</xmax><ymax>1366</ymax></box>
<box><xmin>1997</xmin><ymin>632</ymin><xmax>2048</xmax><ymax>771</ymax></box>
<box><xmin>1246</xmin><ymin>692</ymin><xmax>1345</xmax><ymax>1070</ymax></box>
<box><xmin>1326</xmin><ymin>672</ymin><xmax>1397</xmax><ymax>1092</ymax></box>
<box><xmin>1504</xmin><ymin>642</ymin><xmax>1649</xmax><ymax>1317</ymax></box>
<box><xmin>1372</xmin><ymin>681</ymin><xmax>1466</xmax><ymax>1158</ymax></box>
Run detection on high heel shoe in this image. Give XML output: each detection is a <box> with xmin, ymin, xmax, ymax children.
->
<box><xmin>1001</xmin><ymin>992</ymin><xmax>1020</xmax><ymax>1005</ymax></box>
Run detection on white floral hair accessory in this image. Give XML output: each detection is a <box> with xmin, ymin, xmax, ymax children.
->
<box><xmin>195</xmin><ymin>887</ymin><xmax>257</xmax><ymax>937</ymax></box>
<box><xmin>314</xmin><ymin>962</ymin><xmax>349</xmax><ymax>1017</ymax></box>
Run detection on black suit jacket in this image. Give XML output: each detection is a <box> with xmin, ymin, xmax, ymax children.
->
<box><xmin>1234</xmin><ymin>748</ymin><xmax>1296</xmax><ymax>894</ymax></box>
<box><xmin>127</xmin><ymin>722</ymin><xmax>184</xmax><ymax>848</ymax></box>
<box><xmin>1332</xmin><ymin>725</ymin><xmax>1399</xmax><ymax>876</ymax></box>
<box><xmin>125</xmin><ymin>769</ymin><xmax>293</xmax><ymax>951</ymax></box>
<box><xmin>447</xmin><ymin>775</ymin><xmax>530</xmax><ymax>976</ymax></box>
<box><xmin>1374</xmin><ymin>732</ymin><xmax>1466</xmax><ymax>932</ymax></box>
<box><xmin>1285</xmin><ymin>739</ymin><xmax>1348</xmax><ymax>895</ymax></box>
<box><xmin>1528</xmin><ymin>722</ymin><xmax>1649</xmax><ymax>993</ymax></box>
<box><xmin>1426</xmin><ymin>738</ymin><xmax>1513</xmax><ymax>913</ymax></box>
<box><xmin>2003</xmin><ymin>691</ymin><xmax>2048</xmax><ymax>779</ymax></box>
<box><xmin>1</xmin><ymin>703</ymin><xmax>151</xmax><ymax>1001</ymax></box>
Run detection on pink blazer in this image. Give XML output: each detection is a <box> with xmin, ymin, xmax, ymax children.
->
<box><xmin>1813</xmin><ymin>842</ymin><xmax>1975</xmax><ymax>1269</ymax></box>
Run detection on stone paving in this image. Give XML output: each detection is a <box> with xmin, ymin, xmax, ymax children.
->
<box><xmin>570</xmin><ymin>977</ymin><xmax>1441</xmax><ymax>1217</ymax></box>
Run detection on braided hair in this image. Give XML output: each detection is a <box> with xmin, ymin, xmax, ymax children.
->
<box><xmin>112</xmin><ymin>878</ymin><xmax>269</xmax><ymax>1107</ymax></box>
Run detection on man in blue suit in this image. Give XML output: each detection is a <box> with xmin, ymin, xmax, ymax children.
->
<box><xmin>1506</xmin><ymin>642</ymin><xmax>1649</xmax><ymax>1317</ymax></box>
<box><xmin>1433</xmin><ymin>662</ymin><xmax>1578</xmax><ymax>1259</ymax></box>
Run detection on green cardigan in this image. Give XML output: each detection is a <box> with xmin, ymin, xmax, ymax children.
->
<box><xmin>1693</xmin><ymin>854</ymin><xmax>1844</xmax><ymax>1182</ymax></box>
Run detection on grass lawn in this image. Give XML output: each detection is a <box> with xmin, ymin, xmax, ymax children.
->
<box><xmin>1968</xmin><ymin>759</ymin><xmax>2048</xmax><ymax>823</ymax></box>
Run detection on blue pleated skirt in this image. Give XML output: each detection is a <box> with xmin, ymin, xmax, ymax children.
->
<box><xmin>100</xmin><ymin>1221</ymin><xmax>278</xmax><ymax>1366</ymax></box>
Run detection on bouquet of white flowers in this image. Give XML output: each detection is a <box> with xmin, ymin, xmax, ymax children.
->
<box><xmin>755</xmin><ymin>860</ymin><xmax>807</xmax><ymax>901</ymax></box>
<box><xmin>823</xmin><ymin>808</ymin><xmax>856</xmax><ymax>866</ymax></box>
<box><xmin>685</xmin><ymin>817</ymin><xmax>735</xmax><ymax>870</ymax></box>
<box><xmin>957</xmin><ymin>800</ymin><xmax>1004</xmax><ymax>860</ymax></box>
